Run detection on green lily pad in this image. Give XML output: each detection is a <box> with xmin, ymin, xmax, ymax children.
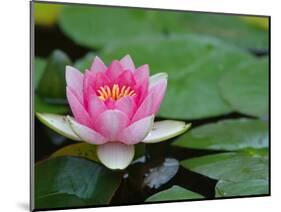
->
<box><xmin>37</xmin><ymin>50</ymin><xmax>71</xmax><ymax>102</ymax></box>
<box><xmin>215</xmin><ymin>179</ymin><xmax>269</xmax><ymax>197</ymax></box>
<box><xmin>102</xmin><ymin>35</ymin><xmax>255</xmax><ymax>119</ymax></box>
<box><xmin>35</xmin><ymin>156</ymin><xmax>122</xmax><ymax>209</ymax></box>
<box><xmin>58</xmin><ymin>5</ymin><xmax>268</xmax><ymax>49</ymax></box>
<box><xmin>182</xmin><ymin>13</ymin><xmax>269</xmax><ymax>49</ymax></box>
<box><xmin>51</xmin><ymin>143</ymin><xmax>98</xmax><ymax>161</ymax></box>
<box><xmin>219</xmin><ymin>58</ymin><xmax>269</xmax><ymax>117</ymax></box>
<box><xmin>173</xmin><ymin>119</ymin><xmax>268</xmax><ymax>151</ymax></box>
<box><xmin>146</xmin><ymin>185</ymin><xmax>204</xmax><ymax>202</ymax></box>
<box><xmin>181</xmin><ymin>152</ymin><xmax>268</xmax><ymax>182</ymax></box>
<box><xmin>74</xmin><ymin>52</ymin><xmax>97</xmax><ymax>72</ymax></box>
<box><xmin>34</xmin><ymin>57</ymin><xmax>46</xmax><ymax>89</ymax></box>
<box><xmin>35</xmin><ymin>95</ymin><xmax>69</xmax><ymax>114</ymax></box>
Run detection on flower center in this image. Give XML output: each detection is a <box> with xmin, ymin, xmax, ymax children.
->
<box><xmin>97</xmin><ymin>84</ymin><xmax>136</xmax><ymax>101</ymax></box>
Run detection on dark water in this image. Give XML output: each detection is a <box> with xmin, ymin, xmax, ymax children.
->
<box><xmin>34</xmin><ymin>25</ymin><xmax>268</xmax><ymax>203</ymax></box>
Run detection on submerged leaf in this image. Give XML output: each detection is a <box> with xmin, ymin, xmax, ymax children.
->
<box><xmin>146</xmin><ymin>185</ymin><xmax>204</xmax><ymax>202</ymax></box>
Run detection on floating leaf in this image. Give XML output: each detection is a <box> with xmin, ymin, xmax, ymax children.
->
<box><xmin>51</xmin><ymin>143</ymin><xmax>98</xmax><ymax>161</ymax></box>
<box><xmin>35</xmin><ymin>156</ymin><xmax>121</xmax><ymax>209</ymax></box>
<box><xmin>35</xmin><ymin>95</ymin><xmax>69</xmax><ymax>114</ymax></box>
<box><xmin>102</xmin><ymin>35</ymin><xmax>255</xmax><ymax>119</ymax></box>
<box><xmin>74</xmin><ymin>52</ymin><xmax>97</xmax><ymax>72</ymax></box>
<box><xmin>59</xmin><ymin>5</ymin><xmax>165</xmax><ymax>48</ymax></box>
<box><xmin>37</xmin><ymin>50</ymin><xmax>71</xmax><ymax>102</ymax></box>
<box><xmin>34</xmin><ymin>57</ymin><xmax>46</xmax><ymax>89</ymax></box>
<box><xmin>181</xmin><ymin>152</ymin><xmax>268</xmax><ymax>182</ymax></box>
<box><xmin>215</xmin><ymin>179</ymin><xmax>269</xmax><ymax>197</ymax></box>
<box><xmin>219</xmin><ymin>58</ymin><xmax>269</xmax><ymax>117</ymax></box>
<box><xmin>182</xmin><ymin>13</ymin><xmax>269</xmax><ymax>48</ymax></box>
<box><xmin>146</xmin><ymin>185</ymin><xmax>204</xmax><ymax>202</ymax></box>
<box><xmin>173</xmin><ymin>119</ymin><xmax>268</xmax><ymax>151</ymax></box>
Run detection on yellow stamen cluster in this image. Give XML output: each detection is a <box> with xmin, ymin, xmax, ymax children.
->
<box><xmin>97</xmin><ymin>84</ymin><xmax>136</xmax><ymax>101</ymax></box>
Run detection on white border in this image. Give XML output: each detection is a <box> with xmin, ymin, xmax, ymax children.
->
<box><xmin>1</xmin><ymin>0</ymin><xmax>280</xmax><ymax>212</ymax></box>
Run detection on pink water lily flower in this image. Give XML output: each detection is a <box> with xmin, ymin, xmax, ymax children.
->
<box><xmin>37</xmin><ymin>55</ymin><xmax>191</xmax><ymax>170</ymax></box>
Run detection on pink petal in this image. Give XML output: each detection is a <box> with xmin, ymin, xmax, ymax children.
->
<box><xmin>65</xmin><ymin>66</ymin><xmax>83</xmax><ymax>103</ymax></box>
<box><xmin>117</xmin><ymin>70</ymin><xmax>136</xmax><ymax>88</ymax></box>
<box><xmin>120</xmin><ymin>55</ymin><xmax>135</xmax><ymax>71</ymax></box>
<box><xmin>94</xmin><ymin>110</ymin><xmax>129</xmax><ymax>141</ymax></box>
<box><xmin>150</xmin><ymin>79</ymin><xmax>167</xmax><ymax>114</ymax></box>
<box><xmin>88</xmin><ymin>93</ymin><xmax>106</xmax><ymax>119</ymax></box>
<box><xmin>133</xmin><ymin>65</ymin><xmax>149</xmax><ymax>105</ymax></box>
<box><xmin>66</xmin><ymin>86</ymin><xmax>93</xmax><ymax>127</ymax></box>
<box><xmin>90</xmin><ymin>56</ymin><xmax>107</xmax><ymax>73</ymax></box>
<box><xmin>67</xmin><ymin>116</ymin><xmax>107</xmax><ymax>145</ymax></box>
<box><xmin>106</xmin><ymin>60</ymin><xmax>124</xmax><ymax>81</ymax></box>
<box><xmin>97</xmin><ymin>142</ymin><xmax>134</xmax><ymax>170</ymax></box>
<box><xmin>118</xmin><ymin>115</ymin><xmax>154</xmax><ymax>145</ymax></box>
<box><xmin>115</xmin><ymin>96</ymin><xmax>136</xmax><ymax>119</ymax></box>
<box><xmin>131</xmin><ymin>92</ymin><xmax>154</xmax><ymax>122</ymax></box>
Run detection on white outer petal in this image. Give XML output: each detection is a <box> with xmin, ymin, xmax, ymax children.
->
<box><xmin>142</xmin><ymin>121</ymin><xmax>191</xmax><ymax>143</ymax></box>
<box><xmin>97</xmin><ymin>143</ymin><xmax>135</xmax><ymax>170</ymax></box>
<box><xmin>149</xmin><ymin>72</ymin><xmax>168</xmax><ymax>89</ymax></box>
<box><xmin>36</xmin><ymin>113</ymin><xmax>81</xmax><ymax>141</ymax></box>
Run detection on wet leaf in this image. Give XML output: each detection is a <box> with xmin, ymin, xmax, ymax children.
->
<box><xmin>215</xmin><ymin>179</ymin><xmax>269</xmax><ymax>197</ymax></box>
<box><xmin>35</xmin><ymin>95</ymin><xmax>69</xmax><ymax>114</ymax></box>
<box><xmin>146</xmin><ymin>185</ymin><xmax>204</xmax><ymax>202</ymax></box>
<box><xmin>51</xmin><ymin>143</ymin><xmax>98</xmax><ymax>161</ymax></box>
<box><xmin>219</xmin><ymin>58</ymin><xmax>269</xmax><ymax>117</ymax></box>
<box><xmin>102</xmin><ymin>35</ymin><xmax>255</xmax><ymax>119</ymax></box>
<box><xmin>35</xmin><ymin>156</ymin><xmax>122</xmax><ymax>209</ymax></box>
<box><xmin>181</xmin><ymin>152</ymin><xmax>268</xmax><ymax>182</ymax></box>
<box><xmin>37</xmin><ymin>50</ymin><xmax>71</xmax><ymax>102</ymax></box>
<box><xmin>173</xmin><ymin>119</ymin><xmax>268</xmax><ymax>151</ymax></box>
<box><xmin>34</xmin><ymin>57</ymin><xmax>46</xmax><ymax>89</ymax></box>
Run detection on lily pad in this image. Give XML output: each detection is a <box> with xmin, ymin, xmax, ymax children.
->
<box><xmin>51</xmin><ymin>143</ymin><xmax>98</xmax><ymax>161</ymax></box>
<box><xmin>182</xmin><ymin>13</ymin><xmax>269</xmax><ymax>49</ymax></box>
<box><xmin>102</xmin><ymin>35</ymin><xmax>255</xmax><ymax>119</ymax></box>
<box><xmin>181</xmin><ymin>152</ymin><xmax>268</xmax><ymax>182</ymax></box>
<box><xmin>219</xmin><ymin>58</ymin><xmax>269</xmax><ymax>117</ymax></box>
<box><xmin>143</xmin><ymin>121</ymin><xmax>191</xmax><ymax>143</ymax></box>
<box><xmin>215</xmin><ymin>179</ymin><xmax>269</xmax><ymax>197</ymax></box>
<box><xmin>146</xmin><ymin>185</ymin><xmax>204</xmax><ymax>202</ymax></box>
<box><xmin>37</xmin><ymin>50</ymin><xmax>71</xmax><ymax>102</ymax></box>
<box><xmin>173</xmin><ymin>119</ymin><xmax>268</xmax><ymax>151</ymax></box>
<box><xmin>35</xmin><ymin>156</ymin><xmax>122</xmax><ymax>209</ymax></box>
<box><xmin>35</xmin><ymin>95</ymin><xmax>69</xmax><ymax>114</ymax></box>
<box><xmin>34</xmin><ymin>57</ymin><xmax>46</xmax><ymax>89</ymax></box>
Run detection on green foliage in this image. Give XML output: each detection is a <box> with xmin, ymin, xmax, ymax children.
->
<box><xmin>146</xmin><ymin>185</ymin><xmax>204</xmax><ymax>202</ymax></box>
<box><xmin>102</xmin><ymin>35</ymin><xmax>258</xmax><ymax>119</ymax></box>
<box><xmin>58</xmin><ymin>6</ymin><xmax>268</xmax><ymax>49</ymax></box>
<box><xmin>181</xmin><ymin>152</ymin><xmax>268</xmax><ymax>182</ymax></box>
<box><xmin>37</xmin><ymin>50</ymin><xmax>71</xmax><ymax>101</ymax></box>
<box><xmin>35</xmin><ymin>156</ymin><xmax>122</xmax><ymax>209</ymax></box>
<box><xmin>34</xmin><ymin>57</ymin><xmax>46</xmax><ymax>89</ymax></box>
<box><xmin>219</xmin><ymin>58</ymin><xmax>269</xmax><ymax>117</ymax></box>
<box><xmin>173</xmin><ymin>119</ymin><xmax>268</xmax><ymax>151</ymax></box>
<box><xmin>215</xmin><ymin>179</ymin><xmax>269</xmax><ymax>197</ymax></box>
